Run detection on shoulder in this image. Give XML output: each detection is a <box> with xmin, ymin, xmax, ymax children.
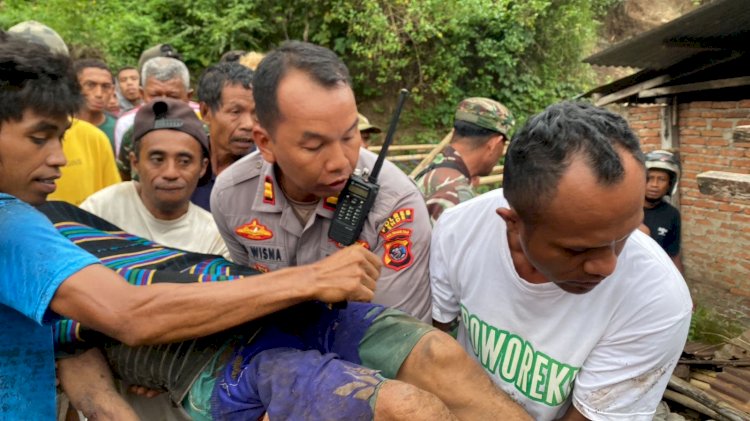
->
<box><xmin>613</xmin><ymin>230</ymin><xmax>692</xmax><ymax>314</ymax></box>
<box><xmin>214</xmin><ymin>152</ymin><xmax>264</xmax><ymax>192</ymax></box>
<box><xmin>0</xmin><ymin>195</ymin><xmax>45</xmax><ymax>228</ymax></box>
<box><xmin>66</xmin><ymin>119</ymin><xmax>109</xmax><ymax>143</ymax></box>
<box><xmin>82</xmin><ymin>182</ymin><xmax>133</xmax><ymax>205</ymax></box>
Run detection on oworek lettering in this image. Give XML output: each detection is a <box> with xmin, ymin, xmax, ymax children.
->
<box><xmin>461</xmin><ymin>305</ymin><xmax>579</xmax><ymax>407</ymax></box>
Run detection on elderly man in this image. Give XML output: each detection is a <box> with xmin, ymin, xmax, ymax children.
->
<box><xmin>431</xmin><ymin>101</ymin><xmax>692</xmax><ymax>420</ymax></box>
<box><xmin>191</xmin><ymin>62</ymin><xmax>256</xmax><ymax>210</ymax></box>
<box><xmin>115</xmin><ymin>56</ymin><xmax>198</xmax><ymax>178</ymax></box>
<box><xmin>414</xmin><ymin>97</ymin><xmax>514</xmax><ymax>224</ymax></box>
<box><xmin>81</xmin><ymin>99</ymin><xmax>228</xmax><ymax>258</ymax></box>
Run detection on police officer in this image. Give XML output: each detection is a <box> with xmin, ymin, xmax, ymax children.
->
<box><xmin>414</xmin><ymin>97</ymin><xmax>514</xmax><ymax>224</ymax></box>
<box><xmin>211</xmin><ymin>41</ymin><xmax>432</xmax><ymax>322</ymax></box>
<box><xmin>644</xmin><ymin>150</ymin><xmax>683</xmax><ymax>272</ymax></box>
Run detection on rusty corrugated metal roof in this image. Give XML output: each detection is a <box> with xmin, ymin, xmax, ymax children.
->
<box><xmin>584</xmin><ymin>0</ymin><xmax>750</xmax><ymax>70</ymax></box>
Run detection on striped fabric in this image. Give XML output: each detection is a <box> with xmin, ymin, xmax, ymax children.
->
<box><xmin>38</xmin><ymin>201</ymin><xmax>259</xmax><ymax>351</ymax></box>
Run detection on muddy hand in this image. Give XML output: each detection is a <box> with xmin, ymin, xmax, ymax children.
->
<box><xmin>310</xmin><ymin>245</ymin><xmax>381</xmax><ymax>304</ymax></box>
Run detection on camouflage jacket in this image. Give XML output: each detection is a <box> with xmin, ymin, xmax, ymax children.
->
<box><xmin>414</xmin><ymin>146</ymin><xmax>475</xmax><ymax>224</ymax></box>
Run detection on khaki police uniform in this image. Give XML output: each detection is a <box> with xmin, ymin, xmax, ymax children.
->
<box><xmin>211</xmin><ymin>149</ymin><xmax>432</xmax><ymax>322</ymax></box>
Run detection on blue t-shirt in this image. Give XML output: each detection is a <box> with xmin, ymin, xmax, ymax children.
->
<box><xmin>0</xmin><ymin>194</ymin><xmax>99</xmax><ymax>418</ymax></box>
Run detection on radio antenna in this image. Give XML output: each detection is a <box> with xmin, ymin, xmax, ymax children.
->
<box><xmin>369</xmin><ymin>89</ymin><xmax>410</xmax><ymax>183</ymax></box>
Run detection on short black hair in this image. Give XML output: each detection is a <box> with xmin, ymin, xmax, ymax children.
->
<box><xmin>0</xmin><ymin>33</ymin><xmax>82</xmax><ymax>123</ymax></box>
<box><xmin>197</xmin><ymin>62</ymin><xmax>254</xmax><ymax>113</ymax></box>
<box><xmin>253</xmin><ymin>40</ymin><xmax>351</xmax><ymax>135</ymax></box>
<box><xmin>73</xmin><ymin>58</ymin><xmax>111</xmax><ymax>77</ymax></box>
<box><xmin>503</xmin><ymin>101</ymin><xmax>645</xmax><ymax>223</ymax></box>
<box><xmin>452</xmin><ymin>120</ymin><xmax>502</xmax><ymax>149</ymax></box>
<box><xmin>117</xmin><ymin>66</ymin><xmax>137</xmax><ymax>78</ymax></box>
<box><xmin>220</xmin><ymin>50</ymin><xmax>246</xmax><ymax>63</ymax></box>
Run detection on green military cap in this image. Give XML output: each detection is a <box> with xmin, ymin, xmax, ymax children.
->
<box><xmin>7</xmin><ymin>21</ymin><xmax>69</xmax><ymax>57</ymax></box>
<box><xmin>454</xmin><ymin>97</ymin><xmax>515</xmax><ymax>137</ymax></box>
<box><xmin>357</xmin><ymin>113</ymin><xmax>382</xmax><ymax>134</ymax></box>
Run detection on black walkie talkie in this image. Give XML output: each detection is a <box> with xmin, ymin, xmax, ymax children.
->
<box><xmin>328</xmin><ymin>89</ymin><xmax>410</xmax><ymax>246</ymax></box>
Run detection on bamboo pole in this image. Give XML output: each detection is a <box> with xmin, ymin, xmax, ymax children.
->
<box><xmin>669</xmin><ymin>375</ymin><xmax>750</xmax><ymax>421</ymax></box>
<box><xmin>409</xmin><ymin>130</ymin><xmax>453</xmax><ymax>178</ymax></box>
<box><xmin>663</xmin><ymin>389</ymin><xmax>721</xmax><ymax>420</ymax></box>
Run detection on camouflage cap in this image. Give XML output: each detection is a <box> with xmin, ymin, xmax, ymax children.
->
<box><xmin>454</xmin><ymin>97</ymin><xmax>514</xmax><ymax>137</ymax></box>
<box><xmin>7</xmin><ymin>21</ymin><xmax>69</xmax><ymax>56</ymax></box>
<box><xmin>358</xmin><ymin>113</ymin><xmax>382</xmax><ymax>133</ymax></box>
<box><xmin>138</xmin><ymin>44</ymin><xmax>182</xmax><ymax>73</ymax></box>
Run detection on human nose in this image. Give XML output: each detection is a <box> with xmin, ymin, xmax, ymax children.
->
<box><xmin>239</xmin><ymin>112</ymin><xmax>254</xmax><ymax>131</ymax></box>
<box><xmin>162</xmin><ymin>160</ymin><xmax>180</xmax><ymax>179</ymax></box>
<box><xmin>325</xmin><ymin>141</ymin><xmax>350</xmax><ymax>174</ymax></box>
<box><xmin>47</xmin><ymin>139</ymin><xmax>67</xmax><ymax>168</ymax></box>
<box><xmin>582</xmin><ymin>246</ymin><xmax>617</xmax><ymax>278</ymax></box>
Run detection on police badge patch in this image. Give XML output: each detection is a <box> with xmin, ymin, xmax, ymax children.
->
<box><xmin>379</xmin><ymin>208</ymin><xmax>415</xmax><ymax>271</ymax></box>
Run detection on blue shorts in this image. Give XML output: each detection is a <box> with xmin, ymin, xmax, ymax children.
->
<box><xmin>209</xmin><ymin>302</ymin><xmax>433</xmax><ymax>420</ymax></box>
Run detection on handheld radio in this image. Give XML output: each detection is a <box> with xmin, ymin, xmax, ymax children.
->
<box><xmin>328</xmin><ymin>89</ymin><xmax>410</xmax><ymax>245</ymax></box>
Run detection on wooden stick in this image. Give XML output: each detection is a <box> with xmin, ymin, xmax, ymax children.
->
<box><xmin>678</xmin><ymin>359</ymin><xmax>750</xmax><ymax>367</ymax></box>
<box><xmin>663</xmin><ymin>389</ymin><xmax>720</xmax><ymax>420</ymax></box>
<box><xmin>409</xmin><ymin>130</ymin><xmax>453</xmax><ymax>178</ymax></box>
<box><xmin>669</xmin><ymin>375</ymin><xmax>750</xmax><ymax>421</ymax></box>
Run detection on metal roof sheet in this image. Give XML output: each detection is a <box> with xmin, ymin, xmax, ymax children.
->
<box><xmin>584</xmin><ymin>0</ymin><xmax>750</xmax><ymax>70</ymax></box>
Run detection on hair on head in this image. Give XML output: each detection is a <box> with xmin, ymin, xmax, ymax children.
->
<box><xmin>252</xmin><ymin>41</ymin><xmax>350</xmax><ymax>134</ymax></box>
<box><xmin>0</xmin><ymin>34</ymin><xmax>82</xmax><ymax>123</ymax></box>
<box><xmin>503</xmin><ymin>101</ymin><xmax>644</xmax><ymax>223</ymax></box>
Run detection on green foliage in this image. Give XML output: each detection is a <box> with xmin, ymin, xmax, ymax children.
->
<box><xmin>688</xmin><ymin>305</ymin><xmax>744</xmax><ymax>345</ymax></box>
<box><xmin>1</xmin><ymin>0</ymin><xmax>610</xmax><ymax>133</ymax></box>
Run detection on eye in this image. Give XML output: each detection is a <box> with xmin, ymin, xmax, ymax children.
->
<box><xmin>149</xmin><ymin>156</ymin><xmax>164</xmax><ymax>164</ymax></box>
<box><xmin>30</xmin><ymin>136</ymin><xmax>47</xmax><ymax>146</ymax></box>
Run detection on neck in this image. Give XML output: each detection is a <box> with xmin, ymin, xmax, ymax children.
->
<box><xmin>211</xmin><ymin>148</ymin><xmax>236</xmax><ymax>176</ymax></box>
<box><xmin>644</xmin><ymin>197</ymin><xmax>663</xmax><ymax>209</ymax></box>
<box><xmin>506</xmin><ymin>230</ymin><xmax>548</xmax><ymax>284</ymax></box>
<box><xmin>77</xmin><ymin>108</ymin><xmax>105</xmax><ymax>126</ymax></box>
<box><xmin>135</xmin><ymin>182</ymin><xmax>189</xmax><ymax>221</ymax></box>
<box><xmin>451</xmin><ymin>142</ymin><xmax>483</xmax><ymax>178</ymax></box>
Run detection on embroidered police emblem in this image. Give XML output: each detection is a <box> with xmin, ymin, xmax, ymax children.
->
<box><xmin>235</xmin><ymin>219</ymin><xmax>273</xmax><ymax>240</ymax></box>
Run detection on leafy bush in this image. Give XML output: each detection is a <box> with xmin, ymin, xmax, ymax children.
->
<box><xmin>1</xmin><ymin>0</ymin><xmax>612</xmax><ymax>136</ymax></box>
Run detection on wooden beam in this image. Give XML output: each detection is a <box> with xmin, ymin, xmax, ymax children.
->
<box><xmin>409</xmin><ymin>130</ymin><xmax>453</xmax><ymax>178</ymax></box>
<box><xmin>669</xmin><ymin>375</ymin><xmax>750</xmax><ymax>421</ymax></box>
<box><xmin>639</xmin><ymin>76</ymin><xmax>750</xmax><ymax>98</ymax></box>
<box><xmin>368</xmin><ymin>144</ymin><xmax>436</xmax><ymax>152</ymax></box>
<box><xmin>594</xmin><ymin>75</ymin><xmax>672</xmax><ymax>107</ymax></box>
<box><xmin>734</xmin><ymin>125</ymin><xmax>750</xmax><ymax>144</ymax></box>
<box><xmin>387</xmin><ymin>153</ymin><xmax>429</xmax><ymax>163</ymax></box>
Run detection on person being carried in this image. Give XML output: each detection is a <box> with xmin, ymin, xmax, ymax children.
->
<box><xmin>643</xmin><ymin>150</ymin><xmax>683</xmax><ymax>273</ymax></box>
<box><xmin>212</xmin><ymin>40</ymin><xmax>433</xmax><ymax>322</ymax></box>
<box><xmin>414</xmin><ymin>97</ymin><xmax>514</xmax><ymax>224</ymax></box>
<box><xmin>81</xmin><ymin>98</ymin><xmax>229</xmax><ymax>260</ymax></box>
<box><xmin>431</xmin><ymin>101</ymin><xmax>692</xmax><ymax>420</ymax></box>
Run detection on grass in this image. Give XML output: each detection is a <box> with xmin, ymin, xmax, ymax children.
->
<box><xmin>688</xmin><ymin>305</ymin><xmax>745</xmax><ymax>345</ymax></box>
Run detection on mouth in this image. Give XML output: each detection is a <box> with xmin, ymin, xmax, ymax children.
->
<box><xmin>34</xmin><ymin>176</ymin><xmax>59</xmax><ymax>193</ymax></box>
<box><xmin>327</xmin><ymin>178</ymin><xmax>348</xmax><ymax>190</ymax></box>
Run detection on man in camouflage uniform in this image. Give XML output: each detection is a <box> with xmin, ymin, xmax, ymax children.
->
<box><xmin>414</xmin><ymin>97</ymin><xmax>514</xmax><ymax>223</ymax></box>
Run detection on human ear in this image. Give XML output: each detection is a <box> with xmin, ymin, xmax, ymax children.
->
<box><xmin>253</xmin><ymin>126</ymin><xmax>275</xmax><ymax>164</ymax></box>
<box><xmin>496</xmin><ymin>207</ymin><xmax>520</xmax><ymax>234</ymax></box>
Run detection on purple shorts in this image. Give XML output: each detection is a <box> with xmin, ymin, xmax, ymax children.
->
<box><xmin>211</xmin><ymin>302</ymin><xmax>387</xmax><ymax>421</ymax></box>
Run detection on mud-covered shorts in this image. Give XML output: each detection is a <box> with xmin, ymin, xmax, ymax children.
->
<box><xmin>185</xmin><ymin>302</ymin><xmax>434</xmax><ymax>421</ymax></box>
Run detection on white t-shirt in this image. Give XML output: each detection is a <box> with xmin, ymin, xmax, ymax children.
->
<box><xmin>80</xmin><ymin>181</ymin><xmax>229</xmax><ymax>259</ymax></box>
<box><xmin>431</xmin><ymin>189</ymin><xmax>692</xmax><ymax>421</ymax></box>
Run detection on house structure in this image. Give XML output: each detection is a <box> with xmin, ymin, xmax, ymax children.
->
<box><xmin>582</xmin><ymin>0</ymin><xmax>750</xmax><ymax>326</ymax></box>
